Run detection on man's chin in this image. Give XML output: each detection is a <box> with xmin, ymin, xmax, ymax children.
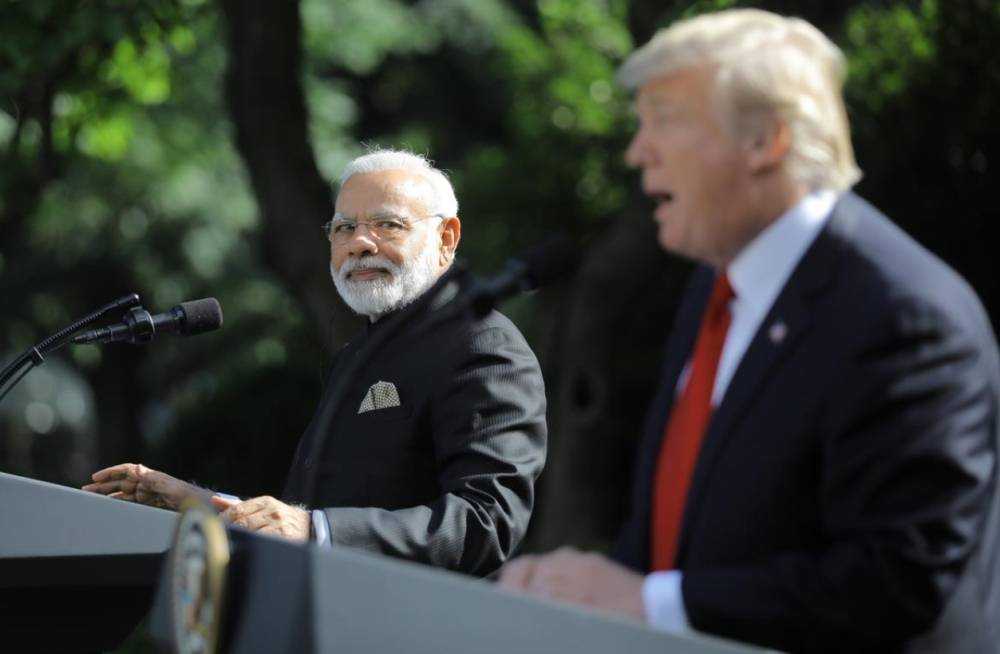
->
<box><xmin>337</xmin><ymin>283</ymin><xmax>403</xmax><ymax>317</ymax></box>
<box><xmin>341</xmin><ymin>296</ymin><xmax>395</xmax><ymax>319</ymax></box>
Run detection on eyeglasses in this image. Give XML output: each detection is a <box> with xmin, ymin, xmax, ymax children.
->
<box><xmin>322</xmin><ymin>214</ymin><xmax>444</xmax><ymax>245</ymax></box>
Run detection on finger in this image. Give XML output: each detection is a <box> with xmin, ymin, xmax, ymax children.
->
<box><xmin>211</xmin><ymin>495</ymin><xmax>239</xmax><ymax>512</ymax></box>
<box><xmin>498</xmin><ymin>556</ymin><xmax>537</xmax><ymax>591</ymax></box>
<box><xmin>82</xmin><ymin>479</ymin><xmax>138</xmax><ymax>495</ymax></box>
<box><xmin>223</xmin><ymin>506</ymin><xmax>266</xmax><ymax>528</ymax></box>
<box><xmin>232</xmin><ymin>512</ymin><xmax>275</xmax><ymax>531</ymax></box>
<box><xmin>219</xmin><ymin>502</ymin><xmax>263</xmax><ymax>524</ymax></box>
<box><xmin>90</xmin><ymin>463</ymin><xmax>139</xmax><ymax>483</ymax></box>
<box><xmin>248</xmin><ymin>505</ymin><xmax>307</xmax><ymax>532</ymax></box>
<box><xmin>90</xmin><ymin>464</ymin><xmax>127</xmax><ymax>482</ymax></box>
<box><xmin>221</xmin><ymin>496</ymin><xmax>273</xmax><ymax>522</ymax></box>
<box><xmin>109</xmin><ymin>490</ymin><xmax>137</xmax><ymax>502</ymax></box>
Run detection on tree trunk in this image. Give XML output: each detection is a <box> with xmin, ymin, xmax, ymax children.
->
<box><xmin>529</xmin><ymin>197</ymin><xmax>691</xmax><ymax>552</ymax></box>
<box><xmin>220</xmin><ymin>0</ymin><xmax>360</xmax><ymax>349</ymax></box>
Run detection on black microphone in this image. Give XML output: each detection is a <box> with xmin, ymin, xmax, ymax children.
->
<box><xmin>71</xmin><ymin>298</ymin><xmax>223</xmax><ymax>345</ymax></box>
<box><xmin>468</xmin><ymin>236</ymin><xmax>580</xmax><ymax>317</ymax></box>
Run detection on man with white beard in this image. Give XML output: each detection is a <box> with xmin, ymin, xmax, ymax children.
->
<box><xmin>85</xmin><ymin>149</ymin><xmax>548</xmax><ymax>576</ymax></box>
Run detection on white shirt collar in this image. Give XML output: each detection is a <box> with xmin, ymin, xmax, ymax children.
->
<box><xmin>726</xmin><ymin>190</ymin><xmax>838</xmax><ymax>317</ymax></box>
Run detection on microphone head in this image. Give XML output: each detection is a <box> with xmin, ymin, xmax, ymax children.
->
<box><xmin>178</xmin><ymin>298</ymin><xmax>223</xmax><ymax>336</ymax></box>
<box><xmin>514</xmin><ymin>235</ymin><xmax>580</xmax><ymax>291</ymax></box>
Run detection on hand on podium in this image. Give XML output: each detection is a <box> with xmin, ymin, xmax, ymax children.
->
<box><xmin>83</xmin><ymin>463</ymin><xmax>211</xmax><ymax>510</ymax></box>
<box><xmin>498</xmin><ymin>547</ymin><xmax>647</xmax><ymax>622</ymax></box>
<box><xmin>211</xmin><ymin>495</ymin><xmax>310</xmax><ymax>543</ymax></box>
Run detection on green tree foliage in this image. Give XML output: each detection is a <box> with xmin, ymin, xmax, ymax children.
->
<box><xmin>0</xmin><ymin>0</ymin><xmax>997</xmax><ymax>565</ymax></box>
<box><xmin>845</xmin><ymin>0</ymin><xmax>1000</xmax><ymax>313</ymax></box>
<box><xmin>0</xmin><ymin>0</ymin><xmax>317</xmax><ymax>490</ymax></box>
<box><xmin>3</xmin><ymin>2</ymin><xmax>994</xmax><ymax>650</ymax></box>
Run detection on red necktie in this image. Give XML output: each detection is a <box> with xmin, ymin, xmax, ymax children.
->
<box><xmin>650</xmin><ymin>273</ymin><xmax>735</xmax><ymax>571</ymax></box>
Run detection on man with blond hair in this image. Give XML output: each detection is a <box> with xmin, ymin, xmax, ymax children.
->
<box><xmin>86</xmin><ymin>148</ymin><xmax>547</xmax><ymax>577</ymax></box>
<box><xmin>501</xmin><ymin>9</ymin><xmax>1000</xmax><ymax>652</ymax></box>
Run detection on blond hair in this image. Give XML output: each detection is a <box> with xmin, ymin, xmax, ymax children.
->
<box><xmin>619</xmin><ymin>8</ymin><xmax>861</xmax><ymax>191</ymax></box>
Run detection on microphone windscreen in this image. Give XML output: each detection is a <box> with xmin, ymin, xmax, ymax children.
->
<box><xmin>178</xmin><ymin>298</ymin><xmax>223</xmax><ymax>335</ymax></box>
<box><xmin>516</xmin><ymin>235</ymin><xmax>580</xmax><ymax>290</ymax></box>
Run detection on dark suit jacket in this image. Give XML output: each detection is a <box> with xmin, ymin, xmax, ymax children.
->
<box><xmin>615</xmin><ymin>193</ymin><xmax>1000</xmax><ymax>653</ymax></box>
<box><xmin>282</xmin><ymin>307</ymin><xmax>546</xmax><ymax>577</ymax></box>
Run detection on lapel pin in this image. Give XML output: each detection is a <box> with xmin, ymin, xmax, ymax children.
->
<box><xmin>768</xmin><ymin>320</ymin><xmax>787</xmax><ymax>344</ymax></box>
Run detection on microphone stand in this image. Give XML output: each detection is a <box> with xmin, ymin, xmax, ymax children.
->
<box><xmin>0</xmin><ymin>293</ymin><xmax>141</xmax><ymax>405</ymax></box>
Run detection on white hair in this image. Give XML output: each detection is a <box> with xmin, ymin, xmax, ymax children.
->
<box><xmin>618</xmin><ymin>8</ymin><xmax>861</xmax><ymax>192</ymax></box>
<box><xmin>339</xmin><ymin>147</ymin><xmax>459</xmax><ymax>217</ymax></box>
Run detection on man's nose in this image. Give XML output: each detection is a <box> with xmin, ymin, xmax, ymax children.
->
<box><xmin>345</xmin><ymin>226</ymin><xmax>379</xmax><ymax>257</ymax></box>
<box><xmin>624</xmin><ymin>128</ymin><xmax>652</xmax><ymax>169</ymax></box>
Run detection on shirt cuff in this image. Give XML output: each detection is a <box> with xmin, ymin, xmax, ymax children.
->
<box><xmin>213</xmin><ymin>491</ymin><xmax>241</xmax><ymax>502</ymax></box>
<box><xmin>642</xmin><ymin>571</ymin><xmax>691</xmax><ymax>634</ymax></box>
<box><xmin>311</xmin><ymin>509</ymin><xmax>331</xmax><ymax>546</ymax></box>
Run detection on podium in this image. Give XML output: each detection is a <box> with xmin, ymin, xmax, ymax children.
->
<box><xmin>0</xmin><ymin>471</ymin><xmax>178</xmax><ymax>652</ymax></box>
<box><xmin>0</xmin><ymin>473</ymin><xmax>773</xmax><ymax>653</ymax></box>
<box><xmin>149</xmin><ymin>510</ymin><xmax>774</xmax><ymax>654</ymax></box>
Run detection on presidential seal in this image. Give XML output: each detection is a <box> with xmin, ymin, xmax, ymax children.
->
<box><xmin>168</xmin><ymin>498</ymin><xmax>230</xmax><ymax>654</ymax></box>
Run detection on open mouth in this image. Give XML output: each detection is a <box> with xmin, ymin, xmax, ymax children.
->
<box><xmin>645</xmin><ymin>190</ymin><xmax>675</xmax><ymax>221</ymax></box>
<box><xmin>651</xmin><ymin>191</ymin><xmax>674</xmax><ymax>206</ymax></box>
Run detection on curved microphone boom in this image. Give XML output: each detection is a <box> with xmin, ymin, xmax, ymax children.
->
<box><xmin>467</xmin><ymin>235</ymin><xmax>580</xmax><ymax>317</ymax></box>
<box><xmin>71</xmin><ymin>298</ymin><xmax>224</xmax><ymax>345</ymax></box>
<box><xmin>0</xmin><ymin>293</ymin><xmax>143</xmax><ymax>405</ymax></box>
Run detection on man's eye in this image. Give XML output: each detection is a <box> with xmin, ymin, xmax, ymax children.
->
<box><xmin>378</xmin><ymin>220</ymin><xmax>406</xmax><ymax>231</ymax></box>
<box><xmin>333</xmin><ymin>223</ymin><xmax>355</xmax><ymax>233</ymax></box>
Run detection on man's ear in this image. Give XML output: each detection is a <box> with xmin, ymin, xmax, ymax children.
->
<box><xmin>746</xmin><ymin>116</ymin><xmax>791</xmax><ymax>174</ymax></box>
<box><xmin>438</xmin><ymin>216</ymin><xmax>461</xmax><ymax>266</ymax></box>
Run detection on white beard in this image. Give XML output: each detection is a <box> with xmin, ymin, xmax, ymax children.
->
<box><xmin>331</xmin><ymin>246</ymin><xmax>442</xmax><ymax>320</ymax></box>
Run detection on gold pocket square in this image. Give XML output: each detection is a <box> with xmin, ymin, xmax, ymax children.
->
<box><xmin>358</xmin><ymin>381</ymin><xmax>401</xmax><ymax>414</ymax></box>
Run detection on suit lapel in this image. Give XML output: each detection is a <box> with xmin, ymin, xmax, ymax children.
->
<box><xmin>628</xmin><ymin>268</ymin><xmax>714</xmax><ymax>567</ymax></box>
<box><xmin>674</xmin><ymin>197</ymin><xmax>859</xmax><ymax>564</ymax></box>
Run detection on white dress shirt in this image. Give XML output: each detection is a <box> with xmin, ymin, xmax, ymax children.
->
<box><xmin>313</xmin><ymin>509</ymin><xmax>331</xmax><ymax>544</ymax></box>
<box><xmin>643</xmin><ymin>190</ymin><xmax>838</xmax><ymax>633</ymax></box>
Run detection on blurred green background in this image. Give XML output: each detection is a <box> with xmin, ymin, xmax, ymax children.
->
<box><xmin>2</xmin><ymin>0</ymin><xmax>998</xmax><ymax>578</ymax></box>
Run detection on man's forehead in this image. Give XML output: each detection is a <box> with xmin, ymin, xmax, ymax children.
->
<box><xmin>636</xmin><ymin>82</ymin><xmax>683</xmax><ymax>107</ymax></box>
<box><xmin>634</xmin><ymin>66</ymin><xmax>714</xmax><ymax>109</ymax></box>
<box><xmin>335</xmin><ymin>169</ymin><xmax>434</xmax><ymax>216</ymax></box>
<box><xmin>332</xmin><ymin>205</ymin><xmax>410</xmax><ymax>221</ymax></box>
<box><xmin>634</xmin><ymin>90</ymin><xmax>677</xmax><ymax>112</ymax></box>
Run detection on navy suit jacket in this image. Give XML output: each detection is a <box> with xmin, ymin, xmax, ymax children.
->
<box><xmin>615</xmin><ymin>193</ymin><xmax>1000</xmax><ymax>653</ymax></box>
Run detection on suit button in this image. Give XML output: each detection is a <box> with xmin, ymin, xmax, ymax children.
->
<box><xmin>304</xmin><ymin>457</ymin><xmax>313</xmax><ymax>468</ymax></box>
